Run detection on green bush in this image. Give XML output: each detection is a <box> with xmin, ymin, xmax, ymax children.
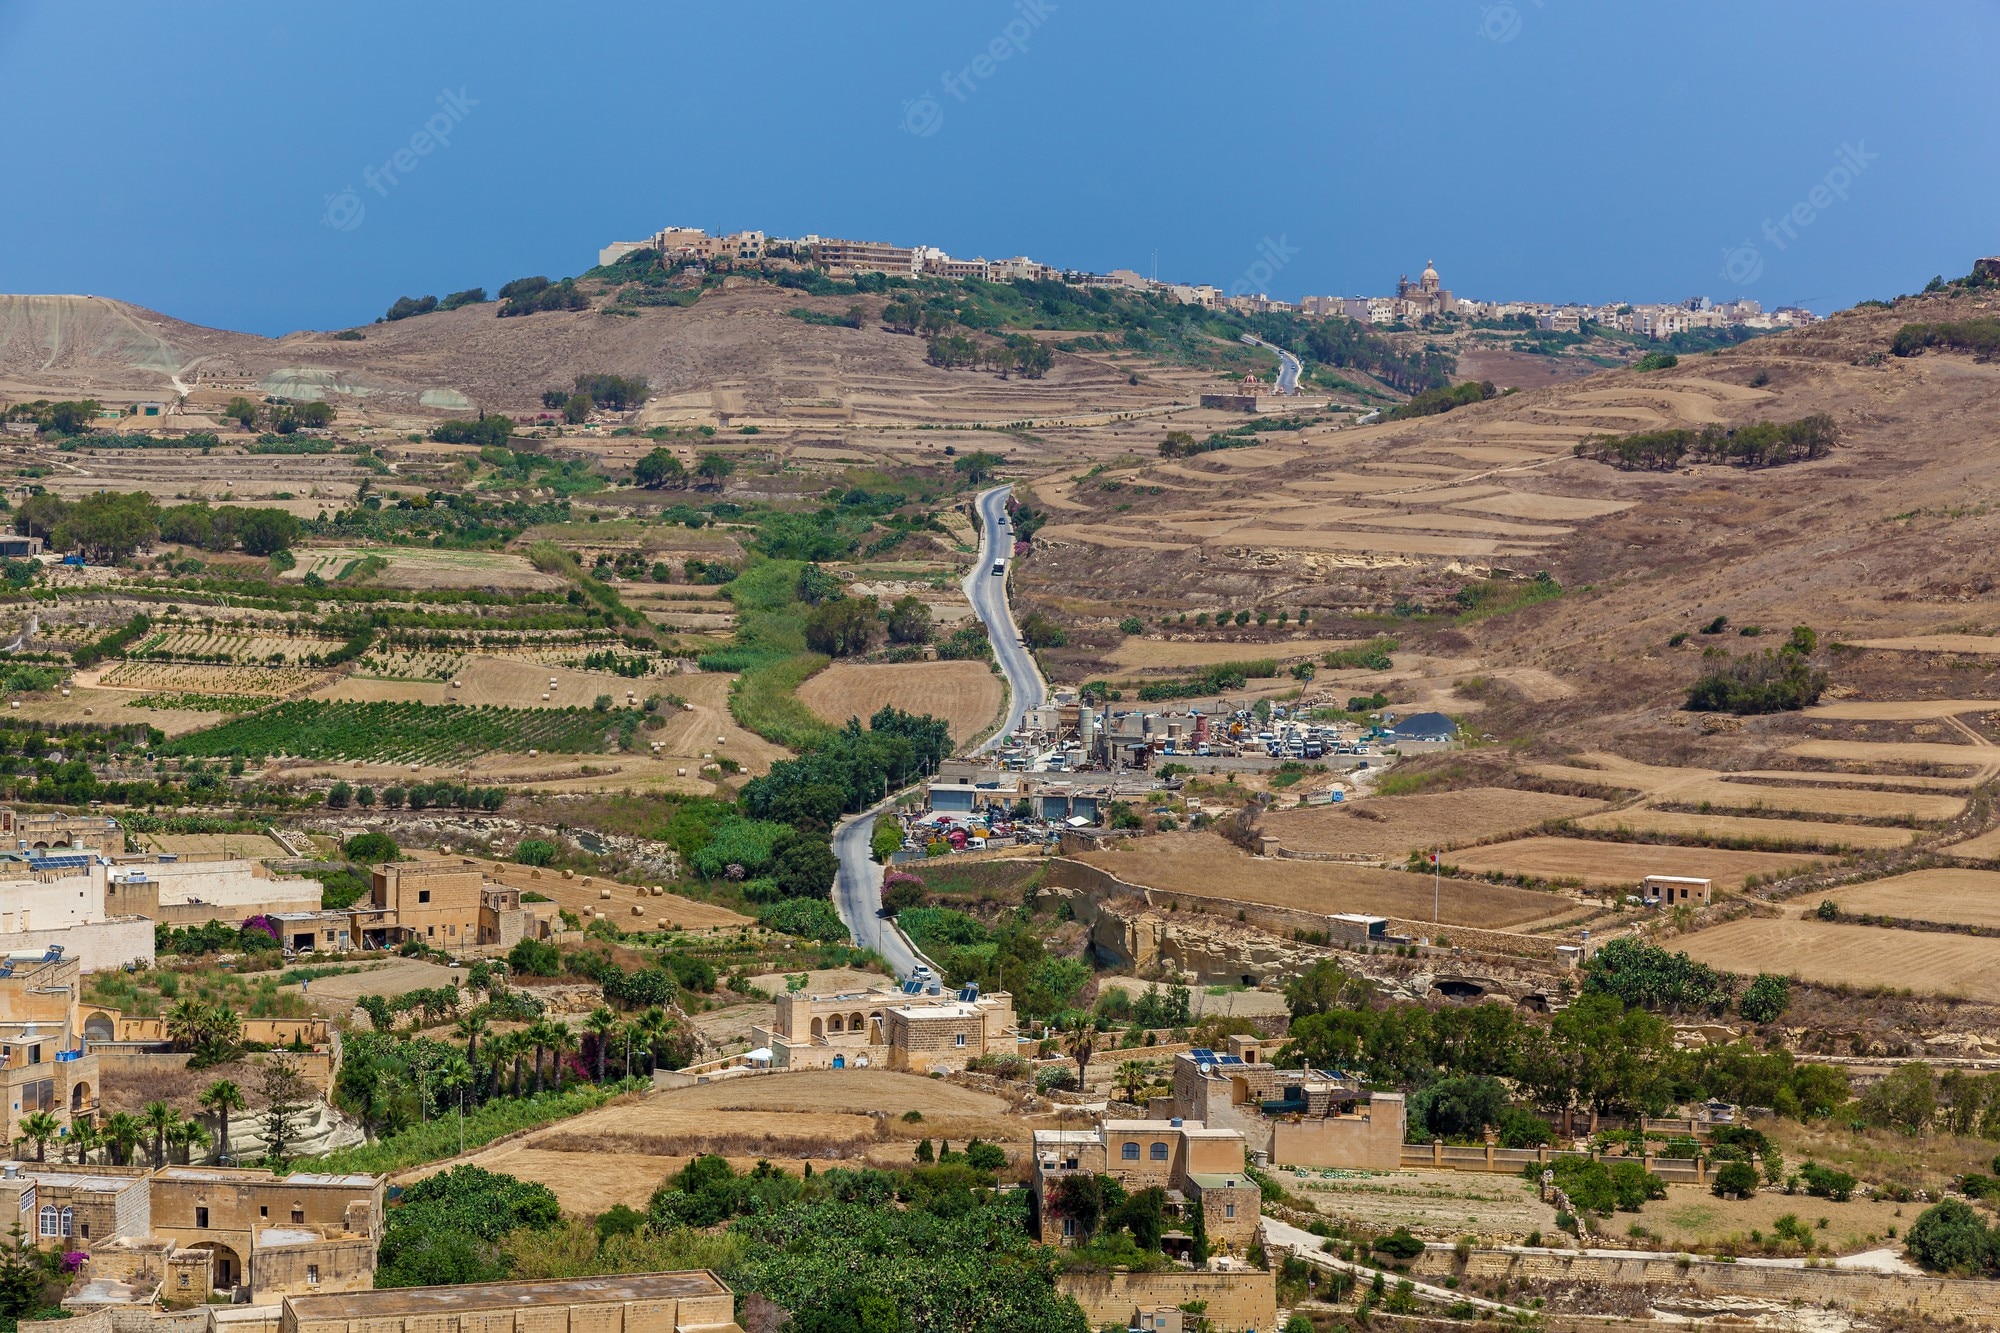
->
<box><xmin>1712</xmin><ymin>1159</ymin><xmax>1760</xmax><ymax>1199</ymax></box>
<box><xmin>514</xmin><ymin>839</ymin><xmax>557</xmax><ymax>867</ymax></box>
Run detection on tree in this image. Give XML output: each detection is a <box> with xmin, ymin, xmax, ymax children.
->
<box><xmin>1066</xmin><ymin>1022</ymin><xmax>1096</xmax><ymax>1090</ymax></box>
<box><xmin>515</xmin><ymin>839</ymin><xmax>558</xmax><ymax>867</ymax></box>
<box><xmin>103</xmin><ymin>1112</ymin><xmax>143</xmax><ymax>1166</ymax></box>
<box><xmin>55</xmin><ymin>491</ymin><xmax>161</xmax><ymax>563</ymax></box>
<box><xmin>953</xmin><ymin>451</ymin><xmax>1003</xmax><ymax>486</ymax></box>
<box><xmin>143</xmin><ymin>1100</ymin><xmax>178</xmax><ymax>1168</ymax></box>
<box><xmin>1115</xmin><ymin>1060</ymin><xmax>1153</xmax><ymax>1103</ymax></box>
<box><xmin>1858</xmin><ymin>1063</ymin><xmax>1937</xmax><ymax>1135</ymax></box>
<box><xmin>14</xmin><ymin>493</ymin><xmax>68</xmax><ymax>541</ymax></box>
<box><xmin>633</xmin><ymin>448</ymin><xmax>685</xmax><ymax>489</ymax></box>
<box><xmin>770</xmin><ymin>830</ymin><xmax>840</xmax><ymax>900</ymax></box>
<box><xmin>1740</xmin><ymin>974</ymin><xmax>1790</xmax><ymax>1023</ymax></box>
<box><xmin>1906</xmin><ymin>1199</ymin><xmax>1994</xmax><ymax>1275</ymax></box>
<box><xmin>1285</xmin><ymin>959</ymin><xmax>1369</xmax><ymax>1019</ymax></box>
<box><xmin>15</xmin><ymin>1111</ymin><xmax>57</xmax><ymax>1164</ymax></box>
<box><xmin>0</xmin><ymin>1222</ymin><xmax>43</xmax><ymax>1318</ymax></box>
<box><xmin>201</xmin><ymin>1079</ymin><xmax>247</xmax><ymax>1164</ymax></box>
<box><xmin>586</xmin><ymin>1006</ymin><xmax>620</xmax><ymax>1084</ymax></box>
<box><xmin>886</xmin><ymin>595</ymin><xmax>932</xmax><ymax>645</ymax></box>
<box><xmin>1019</xmin><ymin>612</ymin><xmax>1066</xmax><ymax>649</ymax></box>
<box><xmin>234</xmin><ymin>508</ymin><xmax>301</xmax><ymax>556</ymax></box>
<box><xmin>804</xmin><ymin>597</ymin><xmax>881</xmax><ymax>657</ymax></box>
<box><xmin>695</xmin><ymin>452</ymin><xmax>735</xmax><ymax>488</ymax></box>
<box><xmin>222</xmin><ymin>396</ymin><xmax>260</xmax><ymax>429</ymax></box>
<box><xmin>343</xmin><ymin>831</ymin><xmax>400</xmax><ymax>864</ymax></box>
<box><xmin>455</xmin><ymin>1012</ymin><xmax>490</xmax><ymax>1100</ymax></box>
<box><xmin>326</xmin><ymin>780</ymin><xmax>353</xmax><ymax>809</ymax></box>
<box><xmin>260</xmin><ymin>1054</ymin><xmax>312</xmax><ymax>1162</ymax></box>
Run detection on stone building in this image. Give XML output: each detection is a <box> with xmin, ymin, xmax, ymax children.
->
<box><xmin>0</xmin><ymin>810</ymin><xmax>124</xmax><ymax>854</ymax></box>
<box><xmin>277</xmin><ymin>1270</ymin><xmax>744</xmax><ymax>1333</ymax></box>
<box><xmin>351</xmin><ymin>862</ymin><xmax>546</xmax><ymax>952</ymax></box>
<box><xmin>0</xmin><ymin>1162</ymin><xmax>149</xmax><ymax>1249</ymax></box>
<box><xmin>1031</xmin><ymin>1118</ymin><xmax>1260</xmax><ymax>1253</ymax></box>
<box><xmin>1168</xmin><ymin>1036</ymin><xmax>1406</xmax><ymax>1170</ymax></box>
<box><xmin>1395</xmin><ymin>259</ymin><xmax>1454</xmax><ymax>317</ymax></box>
<box><xmin>0</xmin><ymin>949</ymin><xmax>102</xmax><ymax>1141</ymax></box>
<box><xmin>146</xmin><ymin>1166</ymin><xmax>383</xmax><ymax>1293</ymax></box>
<box><xmin>752</xmin><ymin>982</ymin><xmax>1016</xmax><ymax>1072</ymax></box>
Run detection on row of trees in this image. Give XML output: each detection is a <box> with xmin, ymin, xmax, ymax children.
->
<box><xmin>924</xmin><ymin>332</ymin><xmax>1054</xmax><ymax>377</ymax></box>
<box><xmin>12</xmin><ymin>1063</ymin><xmax>307</xmax><ymax>1169</ymax></box>
<box><xmin>632</xmin><ymin>448</ymin><xmax>735</xmax><ymax>489</ymax></box>
<box><xmin>1279</xmin><ymin>959</ymin><xmax>1849</xmax><ymax>1123</ymax></box>
<box><xmin>221</xmin><ymin>396</ymin><xmax>334</xmax><ymax>433</ymax></box>
<box><xmin>1576</xmin><ymin>414</ymin><xmax>1839</xmax><ymax>470</ymax></box>
<box><xmin>14</xmin><ymin>492</ymin><xmax>301</xmax><ymax>561</ymax></box>
<box><xmin>739</xmin><ymin>705</ymin><xmax>953</xmax><ymax>830</ymax></box>
<box><xmin>382</xmin><ymin>288</ymin><xmax>485</xmax><ymax>321</ymax></box>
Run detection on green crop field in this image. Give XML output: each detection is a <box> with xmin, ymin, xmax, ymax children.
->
<box><xmin>162</xmin><ymin>700</ymin><xmax>636</xmax><ymax>763</ymax></box>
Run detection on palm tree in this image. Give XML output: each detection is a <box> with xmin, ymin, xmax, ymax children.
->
<box><xmin>1115</xmin><ymin>1060</ymin><xmax>1154</xmax><ymax>1105</ymax></box>
<box><xmin>585</xmin><ymin>1007</ymin><xmax>619</xmax><ymax>1084</ymax></box>
<box><xmin>200</xmin><ymin>1080</ymin><xmax>247</xmax><ymax>1165</ymax></box>
<box><xmin>142</xmin><ymin>1101</ymin><xmax>179</xmax><ymax>1168</ymax></box>
<box><xmin>16</xmin><ymin>1111</ymin><xmax>59</xmax><ymax>1163</ymax></box>
<box><xmin>480</xmin><ymin>1034</ymin><xmax>512</xmax><ymax>1104</ymax></box>
<box><xmin>103</xmin><ymin>1112</ymin><xmax>143</xmax><ymax>1167</ymax></box>
<box><xmin>635</xmin><ymin>1007</ymin><xmax>670</xmax><ymax>1076</ymax></box>
<box><xmin>164</xmin><ymin>998</ymin><xmax>210</xmax><ymax>1052</ymax></box>
<box><xmin>454</xmin><ymin>1011</ymin><xmax>490</xmax><ymax>1101</ymax></box>
<box><xmin>169</xmin><ymin>1119</ymin><xmax>210</xmax><ymax>1165</ymax></box>
<box><xmin>1065</xmin><ymin>1023</ymin><xmax>1096</xmax><ymax>1093</ymax></box>
<box><xmin>547</xmin><ymin>1025</ymin><xmax>579</xmax><ymax>1094</ymax></box>
<box><xmin>503</xmin><ymin>1031</ymin><xmax>528</xmax><ymax>1099</ymax></box>
<box><xmin>67</xmin><ymin>1119</ymin><xmax>102</xmax><ymax>1166</ymax></box>
<box><xmin>528</xmin><ymin>1022</ymin><xmax>554</xmax><ymax>1096</ymax></box>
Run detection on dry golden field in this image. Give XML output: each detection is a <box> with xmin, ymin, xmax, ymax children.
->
<box><xmin>1631</xmin><ymin>1184</ymin><xmax>1905</xmax><ymax>1256</ymax></box>
<box><xmin>1667</xmin><ymin>779</ymin><xmax>1966</xmax><ymax>823</ymax></box>
<box><xmin>287</xmin><ymin>546</ymin><xmax>564</xmax><ymax>591</ymax></box>
<box><xmin>1076</xmin><ymin>833</ymin><xmax>1562</xmax><ymax>928</ymax></box>
<box><xmin>1824</xmin><ymin>867</ymin><xmax>2000</xmax><ymax>927</ymax></box>
<box><xmin>403</xmin><ymin>850</ymin><xmax>750</xmax><ymax>930</ymax></box>
<box><xmin>1106</xmin><ymin>635</ymin><xmax>1378</xmax><ymax>671</ymax></box>
<box><xmin>1446</xmin><ymin>837</ymin><xmax>1822</xmax><ymax>888</ymax></box>
<box><xmin>402</xmin><ymin>1071</ymin><xmax>1027</xmax><ymax>1212</ymax></box>
<box><xmin>1567</xmin><ymin>808</ymin><xmax>1915</xmax><ymax>851</ymax></box>
<box><xmin>1261</xmin><ymin>787</ymin><xmax>1604</xmax><ymax>861</ymax></box>
<box><xmin>1678</xmin><ymin>916</ymin><xmax>2000</xmax><ymax>999</ymax></box>
<box><xmin>794</xmin><ymin>660</ymin><xmax>1004</xmax><ymax>744</ymax></box>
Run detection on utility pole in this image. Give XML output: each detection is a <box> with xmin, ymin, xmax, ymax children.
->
<box><xmin>1432</xmin><ymin>849</ymin><xmax>1440</xmax><ymax>925</ymax></box>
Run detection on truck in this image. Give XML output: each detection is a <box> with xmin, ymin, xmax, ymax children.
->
<box><xmin>991</xmin><ymin>560</ymin><xmax>1005</xmax><ymax>576</ymax></box>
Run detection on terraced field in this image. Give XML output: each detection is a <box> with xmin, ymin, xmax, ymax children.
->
<box><xmin>1446</xmin><ymin>836</ymin><xmax>1823</xmax><ymax>889</ymax></box>
<box><xmin>1824</xmin><ymin>868</ymin><xmax>2000</xmax><ymax>928</ymax></box>
<box><xmin>161</xmin><ymin>699</ymin><xmax>636</xmax><ymax>763</ymax></box>
<box><xmin>1568</xmin><ymin>808</ymin><xmax>1915</xmax><ymax>852</ymax></box>
<box><xmin>1680</xmin><ymin>915</ymin><xmax>2000</xmax><ymax>1001</ymax></box>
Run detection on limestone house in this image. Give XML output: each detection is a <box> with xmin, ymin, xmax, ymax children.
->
<box><xmin>1168</xmin><ymin>1034</ymin><xmax>1406</xmax><ymax>1170</ymax></box>
<box><xmin>1030</xmin><ymin>1118</ymin><xmax>1260</xmax><ymax>1253</ymax></box>
<box><xmin>146</xmin><ymin>1166</ymin><xmax>383</xmax><ymax>1294</ymax></box>
<box><xmin>752</xmin><ymin>981</ymin><xmax>1017</xmax><ymax>1073</ymax></box>
<box><xmin>0</xmin><ymin>949</ymin><xmax>101</xmax><ymax>1143</ymax></box>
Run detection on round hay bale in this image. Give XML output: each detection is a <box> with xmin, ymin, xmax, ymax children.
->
<box><xmin>676</xmin><ymin>767</ymin><xmax>686</xmax><ymax>777</ymax></box>
<box><xmin>82</xmin><ymin>707</ymin><xmax>93</xmax><ymax>716</ymax></box>
<box><xmin>60</xmin><ymin>688</ymin><xmax>70</xmax><ymax>698</ymax></box>
<box><xmin>598</xmin><ymin>888</ymin><xmax>610</xmax><ymax>900</ymax></box>
<box><xmin>562</xmin><ymin>869</ymin><xmax>574</xmax><ymax>880</ymax></box>
<box><xmin>630</xmin><ymin>904</ymin><xmax>644</xmax><ymax>916</ymax></box>
<box><xmin>531</xmin><ymin>868</ymin><xmax>542</xmax><ymax>879</ymax></box>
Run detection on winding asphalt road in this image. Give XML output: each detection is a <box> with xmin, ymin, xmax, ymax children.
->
<box><xmin>1239</xmin><ymin>333</ymin><xmax>1302</xmax><ymax>394</ymax></box>
<box><xmin>827</xmin><ymin>484</ymin><xmax>1047</xmax><ymax>977</ymax></box>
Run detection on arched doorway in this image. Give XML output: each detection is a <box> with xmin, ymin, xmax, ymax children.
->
<box><xmin>84</xmin><ymin>1014</ymin><xmax>114</xmax><ymax>1043</ymax></box>
<box><xmin>197</xmin><ymin>1243</ymin><xmax>244</xmax><ymax>1290</ymax></box>
<box><xmin>70</xmin><ymin>1080</ymin><xmax>93</xmax><ymax>1115</ymax></box>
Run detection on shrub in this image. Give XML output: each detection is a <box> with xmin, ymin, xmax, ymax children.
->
<box><xmin>1372</xmin><ymin>1228</ymin><xmax>1425</xmax><ymax>1259</ymax></box>
<box><xmin>1905</xmin><ymin>1198</ymin><xmax>1994</xmax><ymax>1275</ymax></box>
<box><xmin>514</xmin><ymin>839</ymin><xmax>558</xmax><ymax>867</ymax></box>
<box><xmin>507</xmin><ymin>938</ymin><xmax>560</xmax><ymax>977</ymax></box>
<box><xmin>1713</xmin><ymin>1160</ymin><xmax>1760</xmax><ymax>1199</ymax></box>
<box><xmin>1798</xmin><ymin>1161</ymin><xmax>1857</xmax><ymax>1202</ymax></box>
<box><xmin>342</xmin><ymin>831</ymin><xmax>399</xmax><ymax>864</ymax></box>
<box><xmin>1740</xmin><ymin>973</ymin><xmax>1791</xmax><ymax>1023</ymax></box>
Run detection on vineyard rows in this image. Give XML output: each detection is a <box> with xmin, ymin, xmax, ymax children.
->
<box><xmin>162</xmin><ymin>700</ymin><xmax>631</xmax><ymax>763</ymax></box>
<box><xmin>100</xmin><ymin>661</ymin><xmax>333</xmax><ymax>696</ymax></box>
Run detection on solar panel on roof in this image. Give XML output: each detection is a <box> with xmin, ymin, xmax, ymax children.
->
<box><xmin>1189</xmin><ymin>1048</ymin><xmax>1216</xmax><ymax>1062</ymax></box>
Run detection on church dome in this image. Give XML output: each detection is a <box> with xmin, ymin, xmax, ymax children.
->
<box><xmin>1421</xmin><ymin>260</ymin><xmax>1439</xmax><ymax>283</ymax></box>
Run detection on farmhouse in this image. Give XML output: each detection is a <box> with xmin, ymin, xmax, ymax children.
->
<box><xmin>0</xmin><ymin>1159</ymin><xmax>384</xmax><ymax>1300</ymax></box>
<box><xmin>1030</xmin><ymin>1118</ymin><xmax>1260</xmax><ymax>1253</ymax></box>
<box><xmin>1642</xmin><ymin>874</ymin><xmax>1712</xmax><ymax>907</ymax></box>
<box><xmin>351</xmin><ymin>861</ymin><xmax>553</xmax><ymax>952</ymax></box>
<box><xmin>751</xmin><ymin>981</ymin><xmax>1018</xmax><ymax>1072</ymax></box>
<box><xmin>1168</xmin><ymin>1035</ymin><xmax>1406</xmax><ymax>1170</ymax></box>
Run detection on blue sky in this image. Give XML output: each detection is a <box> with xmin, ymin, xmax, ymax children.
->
<box><xmin>2</xmin><ymin>0</ymin><xmax>1995</xmax><ymax>335</ymax></box>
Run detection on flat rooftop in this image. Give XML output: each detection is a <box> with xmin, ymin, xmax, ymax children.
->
<box><xmin>284</xmin><ymin>1272</ymin><xmax>729</xmax><ymax>1317</ymax></box>
<box><xmin>152</xmin><ymin>1167</ymin><xmax>377</xmax><ymax>1188</ymax></box>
